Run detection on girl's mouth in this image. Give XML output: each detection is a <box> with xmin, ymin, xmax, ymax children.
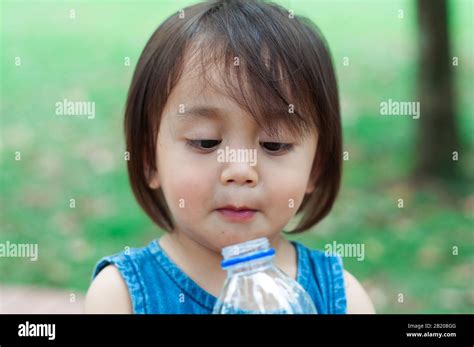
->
<box><xmin>216</xmin><ymin>207</ymin><xmax>257</xmax><ymax>222</ymax></box>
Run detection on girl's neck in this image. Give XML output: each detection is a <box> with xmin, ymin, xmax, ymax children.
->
<box><xmin>158</xmin><ymin>230</ymin><xmax>297</xmax><ymax>298</ymax></box>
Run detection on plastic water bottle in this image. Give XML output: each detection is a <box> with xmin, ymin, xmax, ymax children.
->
<box><xmin>212</xmin><ymin>237</ymin><xmax>317</xmax><ymax>314</ymax></box>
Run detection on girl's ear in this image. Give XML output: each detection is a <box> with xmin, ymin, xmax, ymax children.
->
<box><xmin>146</xmin><ymin>165</ymin><xmax>160</xmax><ymax>190</ymax></box>
<box><xmin>305</xmin><ymin>178</ymin><xmax>315</xmax><ymax>194</ymax></box>
<box><xmin>305</xmin><ymin>167</ymin><xmax>318</xmax><ymax>194</ymax></box>
<box><xmin>148</xmin><ymin>173</ymin><xmax>160</xmax><ymax>189</ymax></box>
<box><xmin>305</xmin><ymin>137</ymin><xmax>319</xmax><ymax>195</ymax></box>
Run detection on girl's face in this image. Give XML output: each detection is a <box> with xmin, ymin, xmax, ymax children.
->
<box><xmin>149</xmin><ymin>60</ymin><xmax>318</xmax><ymax>253</ymax></box>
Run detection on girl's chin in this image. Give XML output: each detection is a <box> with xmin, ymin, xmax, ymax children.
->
<box><xmin>207</xmin><ymin>230</ymin><xmax>269</xmax><ymax>251</ymax></box>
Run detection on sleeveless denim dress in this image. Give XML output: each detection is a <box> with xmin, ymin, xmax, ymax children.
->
<box><xmin>92</xmin><ymin>239</ymin><xmax>347</xmax><ymax>314</ymax></box>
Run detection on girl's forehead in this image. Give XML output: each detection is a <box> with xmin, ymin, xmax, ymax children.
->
<box><xmin>174</xmin><ymin>51</ymin><xmax>242</xmax><ymax>100</ymax></box>
<box><xmin>167</xmin><ymin>58</ymin><xmax>246</xmax><ymax>115</ymax></box>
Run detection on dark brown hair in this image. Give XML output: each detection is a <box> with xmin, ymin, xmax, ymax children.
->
<box><xmin>124</xmin><ymin>0</ymin><xmax>342</xmax><ymax>233</ymax></box>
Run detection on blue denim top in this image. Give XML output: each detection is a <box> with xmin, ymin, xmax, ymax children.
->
<box><xmin>92</xmin><ymin>239</ymin><xmax>347</xmax><ymax>314</ymax></box>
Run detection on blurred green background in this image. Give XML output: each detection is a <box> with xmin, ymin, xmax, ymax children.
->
<box><xmin>1</xmin><ymin>0</ymin><xmax>473</xmax><ymax>313</ymax></box>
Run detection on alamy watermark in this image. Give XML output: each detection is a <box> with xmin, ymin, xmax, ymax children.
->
<box><xmin>55</xmin><ymin>98</ymin><xmax>95</xmax><ymax>119</ymax></box>
<box><xmin>217</xmin><ymin>146</ymin><xmax>257</xmax><ymax>166</ymax></box>
<box><xmin>380</xmin><ymin>98</ymin><xmax>420</xmax><ymax>119</ymax></box>
<box><xmin>325</xmin><ymin>241</ymin><xmax>365</xmax><ymax>261</ymax></box>
<box><xmin>18</xmin><ymin>321</ymin><xmax>55</xmax><ymax>340</ymax></box>
<box><xmin>0</xmin><ymin>241</ymin><xmax>38</xmax><ymax>261</ymax></box>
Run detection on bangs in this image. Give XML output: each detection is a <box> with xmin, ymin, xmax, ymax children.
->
<box><xmin>189</xmin><ymin>38</ymin><xmax>316</xmax><ymax>140</ymax></box>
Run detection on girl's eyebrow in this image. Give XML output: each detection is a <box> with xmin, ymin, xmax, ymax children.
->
<box><xmin>174</xmin><ymin>105</ymin><xmax>224</xmax><ymax>121</ymax></box>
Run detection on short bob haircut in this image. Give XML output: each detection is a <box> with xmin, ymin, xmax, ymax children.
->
<box><xmin>124</xmin><ymin>0</ymin><xmax>342</xmax><ymax>233</ymax></box>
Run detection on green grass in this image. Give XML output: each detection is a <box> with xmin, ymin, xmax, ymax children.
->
<box><xmin>1</xmin><ymin>0</ymin><xmax>473</xmax><ymax>313</ymax></box>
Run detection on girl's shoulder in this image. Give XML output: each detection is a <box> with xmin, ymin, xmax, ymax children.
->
<box><xmin>85</xmin><ymin>264</ymin><xmax>133</xmax><ymax>314</ymax></box>
<box><xmin>89</xmin><ymin>240</ymin><xmax>217</xmax><ymax>314</ymax></box>
<box><xmin>88</xmin><ymin>240</ymin><xmax>164</xmax><ymax>314</ymax></box>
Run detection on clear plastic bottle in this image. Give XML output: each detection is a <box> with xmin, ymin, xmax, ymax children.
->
<box><xmin>212</xmin><ymin>237</ymin><xmax>317</xmax><ymax>314</ymax></box>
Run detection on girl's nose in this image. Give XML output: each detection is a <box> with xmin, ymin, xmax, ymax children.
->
<box><xmin>220</xmin><ymin>162</ymin><xmax>258</xmax><ymax>187</ymax></box>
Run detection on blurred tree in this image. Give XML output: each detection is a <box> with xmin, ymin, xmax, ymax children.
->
<box><xmin>415</xmin><ymin>0</ymin><xmax>461</xmax><ymax>182</ymax></box>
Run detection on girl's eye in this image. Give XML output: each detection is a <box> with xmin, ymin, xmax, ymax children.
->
<box><xmin>186</xmin><ymin>139</ymin><xmax>221</xmax><ymax>151</ymax></box>
<box><xmin>260</xmin><ymin>142</ymin><xmax>293</xmax><ymax>154</ymax></box>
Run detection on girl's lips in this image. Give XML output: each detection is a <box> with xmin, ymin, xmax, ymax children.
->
<box><xmin>216</xmin><ymin>208</ymin><xmax>257</xmax><ymax>222</ymax></box>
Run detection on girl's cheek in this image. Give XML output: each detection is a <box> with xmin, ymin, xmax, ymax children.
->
<box><xmin>166</xmin><ymin>163</ymin><xmax>214</xmax><ymax>216</ymax></box>
<box><xmin>262</xmin><ymin>172</ymin><xmax>308</xmax><ymax>227</ymax></box>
